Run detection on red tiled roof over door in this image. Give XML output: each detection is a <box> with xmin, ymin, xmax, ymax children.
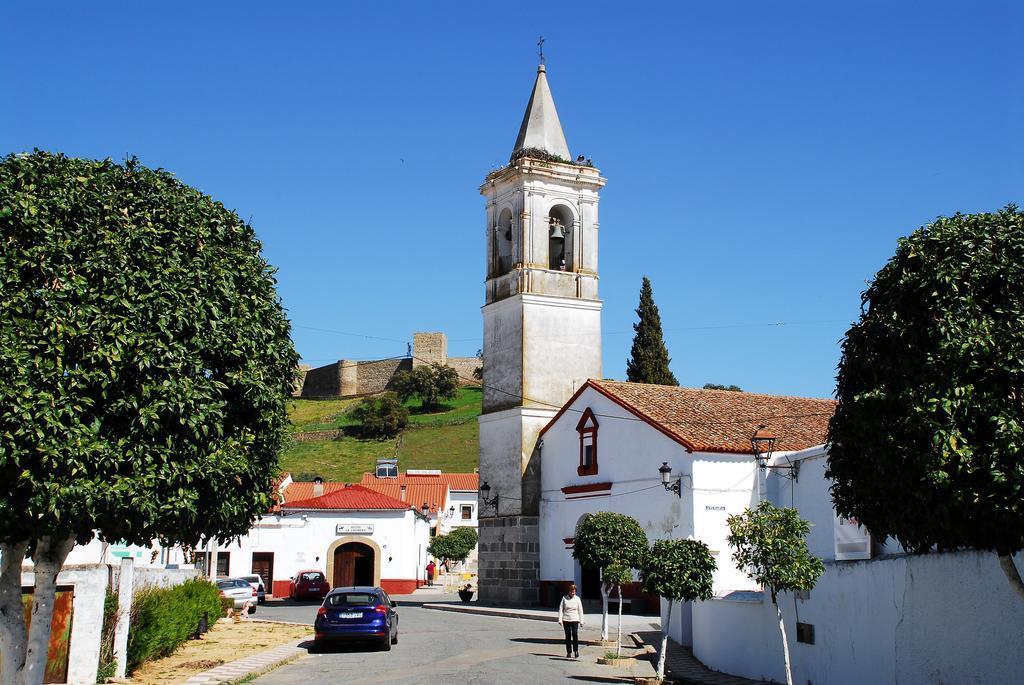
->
<box><xmin>574</xmin><ymin>380</ymin><xmax>836</xmax><ymax>454</ymax></box>
<box><xmin>281</xmin><ymin>484</ymin><xmax>411</xmax><ymax>511</ymax></box>
<box><xmin>283</xmin><ymin>481</ymin><xmax>347</xmax><ymax>502</ymax></box>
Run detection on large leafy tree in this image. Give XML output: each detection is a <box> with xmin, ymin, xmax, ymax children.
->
<box><xmin>0</xmin><ymin>152</ymin><xmax>298</xmax><ymax>684</ymax></box>
<box><xmin>826</xmin><ymin>207</ymin><xmax>1024</xmax><ymax>600</ymax></box>
<box><xmin>572</xmin><ymin>512</ymin><xmax>647</xmax><ymax>642</ymax></box>
<box><xmin>391</xmin><ymin>363</ymin><xmax>459</xmax><ymax>410</ymax></box>
<box><xmin>727</xmin><ymin>502</ymin><xmax>824</xmax><ymax>685</ymax></box>
<box><xmin>640</xmin><ymin>538</ymin><xmax>716</xmax><ymax>680</ymax></box>
<box><xmin>626</xmin><ymin>276</ymin><xmax>678</xmax><ymax>385</ymax></box>
<box><xmin>350</xmin><ymin>392</ymin><xmax>409</xmax><ymax>438</ymax></box>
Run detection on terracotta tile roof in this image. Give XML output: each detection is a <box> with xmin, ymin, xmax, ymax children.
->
<box><xmin>283</xmin><ymin>481</ymin><xmax>348</xmax><ymax>502</ymax></box>
<box><xmin>546</xmin><ymin>380</ymin><xmax>835</xmax><ymax>454</ymax></box>
<box><xmin>280</xmin><ymin>484</ymin><xmax>411</xmax><ymax>511</ymax></box>
<box><xmin>357</xmin><ymin>472</ymin><xmax>480</xmax><ymax>514</ymax></box>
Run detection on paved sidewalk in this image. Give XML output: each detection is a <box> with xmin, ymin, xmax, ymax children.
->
<box><xmin>634</xmin><ymin>631</ymin><xmax>769</xmax><ymax>685</ymax></box>
<box><xmin>180</xmin><ymin>640</ymin><xmax>306</xmax><ymax>685</ymax></box>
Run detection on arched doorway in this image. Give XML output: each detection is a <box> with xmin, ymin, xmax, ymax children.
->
<box><xmin>333</xmin><ymin>542</ymin><xmax>375</xmax><ymax>588</ymax></box>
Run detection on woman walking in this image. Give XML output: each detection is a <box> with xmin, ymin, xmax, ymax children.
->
<box><xmin>558</xmin><ymin>584</ymin><xmax>585</xmax><ymax>659</ymax></box>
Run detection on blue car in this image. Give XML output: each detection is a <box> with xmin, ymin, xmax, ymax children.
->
<box><xmin>314</xmin><ymin>587</ymin><xmax>399</xmax><ymax>651</ymax></box>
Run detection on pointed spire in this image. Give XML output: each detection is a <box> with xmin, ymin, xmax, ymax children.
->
<box><xmin>511</xmin><ymin>64</ymin><xmax>571</xmax><ymax>162</ymax></box>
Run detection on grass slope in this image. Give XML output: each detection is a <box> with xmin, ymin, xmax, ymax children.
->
<box><xmin>280</xmin><ymin>387</ymin><xmax>481</xmax><ymax>482</ymax></box>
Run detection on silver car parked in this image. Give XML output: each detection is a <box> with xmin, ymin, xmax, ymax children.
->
<box><xmin>216</xmin><ymin>577</ymin><xmax>257</xmax><ymax>614</ymax></box>
<box><xmin>239</xmin><ymin>574</ymin><xmax>267</xmax><ymax>604</ymax></box>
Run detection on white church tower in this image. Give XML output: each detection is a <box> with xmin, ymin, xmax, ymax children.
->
<box><xmin>477</xmin><ymin>62</ymin><xmax>605</xmax><ymax>604</ymax></box>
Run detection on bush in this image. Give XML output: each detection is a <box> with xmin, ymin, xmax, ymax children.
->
<box><xmin>126</xmin><ymin>578</ymin><xmax>223</xmax><ymax>672</ymax></box>
<box><xmin>350</xmin><ymin>392</ymin><xmax>409</xmax><ymax>438</ymax></box>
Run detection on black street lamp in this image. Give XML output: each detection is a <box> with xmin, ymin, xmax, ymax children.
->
<box><xmin>480</xmin><ymin>481</ymin><xmax>500</xmax><ymax>513</ymax></box>
<box><xmin>751</xmin><ymin>425</ymin><xmax>799</xmax><ymax>480</ymax></box>
<box><xmin>658</xmin><ymin>462</ymin><xmax>682</xmax><ymax>497</ymax></box>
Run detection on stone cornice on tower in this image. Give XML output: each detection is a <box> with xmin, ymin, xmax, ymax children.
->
<box><xmin>481</xmin><ymin>157</ymin><xmax>606</xmax><ymax>194</ymax></box>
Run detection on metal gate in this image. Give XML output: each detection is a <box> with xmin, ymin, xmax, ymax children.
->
<box><xmin>21</xmin><ymin>585</ymin><xmax>74</xmax><ymax>684</ymax></box>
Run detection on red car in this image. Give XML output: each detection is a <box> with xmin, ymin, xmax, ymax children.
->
<box><xmin>290</xmin><ymin>570</ymin><xmax>330</xmax><ymax>600</ymax></box>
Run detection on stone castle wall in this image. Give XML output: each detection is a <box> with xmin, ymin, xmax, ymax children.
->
<box><xmin>449</xmin><ymin>357</ymin><xmax>481</xmax><ymax>383</ymax></box>
<box><xmin>298</xmin><ymin>332</ymin><xmax>478</xmax><ymax>399</ymax></box>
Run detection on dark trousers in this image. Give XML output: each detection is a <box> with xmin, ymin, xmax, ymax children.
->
<box><xmin>562</xmin><ymin>621</ymin><xmax>579</xmax><ymax>655</ymax></box>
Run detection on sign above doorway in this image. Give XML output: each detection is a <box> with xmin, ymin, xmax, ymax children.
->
<box><xmin>336</xmin><ymin>524</ymin><xmax>374</xmax><ymax>535</ymax></box>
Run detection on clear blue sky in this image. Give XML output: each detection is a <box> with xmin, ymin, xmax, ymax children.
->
<box><xmin>3</xmin><ymin>2</ymin><xmax>1021</xmax><ymax>398</ymax></box>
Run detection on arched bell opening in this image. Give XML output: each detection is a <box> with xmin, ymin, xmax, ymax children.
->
<box><xmin>547</xmin><ymin>204</ymin><xmax>574</xmax><ymax>271</ymax></box>
<box><xmin>494</xmin><ymin>208</ymin><xmax>514</xmax><ymax>277</ymax></box>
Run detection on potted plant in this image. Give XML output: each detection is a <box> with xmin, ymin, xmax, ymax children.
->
<box><xmin>458</xmin><ymin>583</ymin><xmax>474</xmax><ymax>602</ymax></box>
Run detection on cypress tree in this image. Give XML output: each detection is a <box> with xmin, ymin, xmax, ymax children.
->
<box><xmin>626</xmin><ymin>276</ymin><xmax>679</xmax><ymax>385</ymax></box>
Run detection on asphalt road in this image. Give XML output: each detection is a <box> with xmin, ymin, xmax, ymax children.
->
<box><xmin>251</xmin><ymin>593</ymin><xmax>657</xmax><ymax>685</ymax></box>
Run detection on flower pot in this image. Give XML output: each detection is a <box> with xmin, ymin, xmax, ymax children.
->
<box><xmin>458</xmin><ymin>590</ymin><xmax>474</xmax><ymax>602</ymax></box>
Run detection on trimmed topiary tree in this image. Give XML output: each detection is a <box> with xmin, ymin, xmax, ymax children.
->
<box><xmin>427</xmin><ymin>527</ymin><xmax>478</xmax><ymax>571</ymax></box>
<box><xmin>827</xmin><ymin>206</ymin><xmax>1024</xmax><ymax>600</ymax></box>
<box><xmin>573</xmin><ymin>512</ymin><xmax>648</xmax><ymax>642</ymax></box>
<box><xmin>0</xmin><ymin>152</ymin><xmax>298</xmax><ymax>685</ymax></box>
<box><xmin>727</xmin><ymin>502</ymin><xmax>824</xmax><ymax>685</ymax></box>
<box><xmin>640</xmin><ymin>538</ymin><xmax>716</xmax><ymax>681</ymax></box>
<box><xmin>603</xmin><ymin>561</ymin><xmax>632</xmax><ymax>658</ymax></box>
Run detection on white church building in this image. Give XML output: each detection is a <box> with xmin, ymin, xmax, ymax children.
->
<box><xmin>476</xmin><ymin>62</ymin><xmax>1024</xmax><ymax>684</ymax></box>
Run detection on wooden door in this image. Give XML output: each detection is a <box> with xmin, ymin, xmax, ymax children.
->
<box><xmin>334</xmin><ymin>543</ymin><xmax>374</xmax><ymax>588</ymax></box>
<box><xmin>252</xmin><ymin>552</ymin><xmax>274</xmax><ymax>588</ymax></box>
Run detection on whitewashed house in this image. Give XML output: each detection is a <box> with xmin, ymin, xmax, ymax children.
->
<box><xmin>537</xmin><ymin>379</ymin><xmax>834</xmax><ymax>623</ymax></box>
<box><xmin>216</xmin><ymin>478</ymin><xmax>431</xmax><ymax>596</ymax></box>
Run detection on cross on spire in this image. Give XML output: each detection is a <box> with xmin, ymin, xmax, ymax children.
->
<box><xmin>537</xmin><ymin>36</ymin><xmax>545</xmax><ymax>65</ymax></box>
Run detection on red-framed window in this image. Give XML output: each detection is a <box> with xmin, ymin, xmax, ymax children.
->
<box><xmin>576</xmin><ymin>408</ymin><xmax>599</xmax><ymax>476</ymax></box>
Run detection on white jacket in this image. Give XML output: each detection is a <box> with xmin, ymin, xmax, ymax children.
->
<box><xmin>558</xmin><ymin>595</ymin><xmax>585</xmax><ymax>624</ymax></box>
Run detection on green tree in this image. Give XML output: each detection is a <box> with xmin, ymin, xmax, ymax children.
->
<box><xmin>640</xmin><ymin>538</ymin><xmax>716</xmax><ymax>680</ymax></box>
<box><xmin>626</xmin><ymin>276</ymin><xmax>678</xmax><ymax>385</ymax></box>
<box><xmin>0</xmin><ymin>152</ymin><xmax>298</xmax><ymax>685</ymax></box>
<box><xmin>427</xmin><ymin>527</ymin><xmax>479</xmax><ymax>569</ymax></box>
<box><xmin>391</xmin><ymin>364</ymin><xmax>459</xmax><ymax>410</ymax></box>
<box><xmin>702</xmin><ymin>383</ymin><xmax>743</xmax><ymax>392</ymax></box>
<box><xmin>727</xmin><ymin>502</ymin><xmax>825</xmax><ymax>685</ymax></box>
<box><xmin>826</xmin><ymin>207</ymin><xmax>1024</xmax><ymax>600</ymax></box>
<box><xmin>350</xmin><ymin>393</ymin><xmax>409</xmax><ymax>438</ymax></box>
<box><xmin>572</xmin><ymin>512</ymin><xmax>647</xmax><ymax>642</ymax></box>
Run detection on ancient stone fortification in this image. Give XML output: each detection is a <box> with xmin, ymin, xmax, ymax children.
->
<box><xmin>297</xmin><ymin>332</ymin><xmax>479</xmax><ymax>398</ymax></box>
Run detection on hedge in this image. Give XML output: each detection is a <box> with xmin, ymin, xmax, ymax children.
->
<box><xmin>127</xmin><ymin>578</ymin><xmax>224</xmax><ymax>672</ymax></box>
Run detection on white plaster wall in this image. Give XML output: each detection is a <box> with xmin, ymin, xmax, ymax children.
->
<box><xmin>482</xmin><ymin>295</ymin><xmax>524</xmax><ymax>412</ymax></box>
<box><xmin>21</xmin><ymin>565</ymin><xmax>107</xmax><ymax>685</ymax></box>
<box><xmin>479</xmin><ymin>407</ymin><xmax>525</xmax><ymax>517</ymax></box>
<box><xmin>521</xmin><ymin>294</ymin><xmax>601</xmax><ymax>408</ymax></box>
<box><xmin>218</xmin><ymin>508</ymin><xmax>427</xmax><ymax>584</ymax></box>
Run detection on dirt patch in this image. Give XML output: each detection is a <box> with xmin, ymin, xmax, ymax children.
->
<box><xmin>127</xmin><ymin>620</ymin><xmax>312</xmax><ymax>684</ymax></box>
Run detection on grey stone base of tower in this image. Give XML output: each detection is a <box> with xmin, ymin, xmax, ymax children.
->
<box><xmin>477</xmin><ymin>515</ymin><xmax>540</xmax><ymax>605</ymax></box>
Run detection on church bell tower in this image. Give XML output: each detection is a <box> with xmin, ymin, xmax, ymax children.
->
<box><xmin>477</xmin><ymin>62</ymin><xmax>605</xmax><ymax>604</ymax></box>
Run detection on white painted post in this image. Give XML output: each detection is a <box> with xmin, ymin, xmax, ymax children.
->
<box><xmin>113</xmin><ymin>557</ymin><xmax>134</xmax><ymax>679</ymax></box>
<box><xmin>208</xmin><ymin>539</ymin><xmax>218</xmax><ymax>582</ymax></box>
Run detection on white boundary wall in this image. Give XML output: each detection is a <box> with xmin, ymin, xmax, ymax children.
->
<box><xmin>692</xmin><ymin>447</ymin><xmax>1024</xmax><ymax>684</ymax></box>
